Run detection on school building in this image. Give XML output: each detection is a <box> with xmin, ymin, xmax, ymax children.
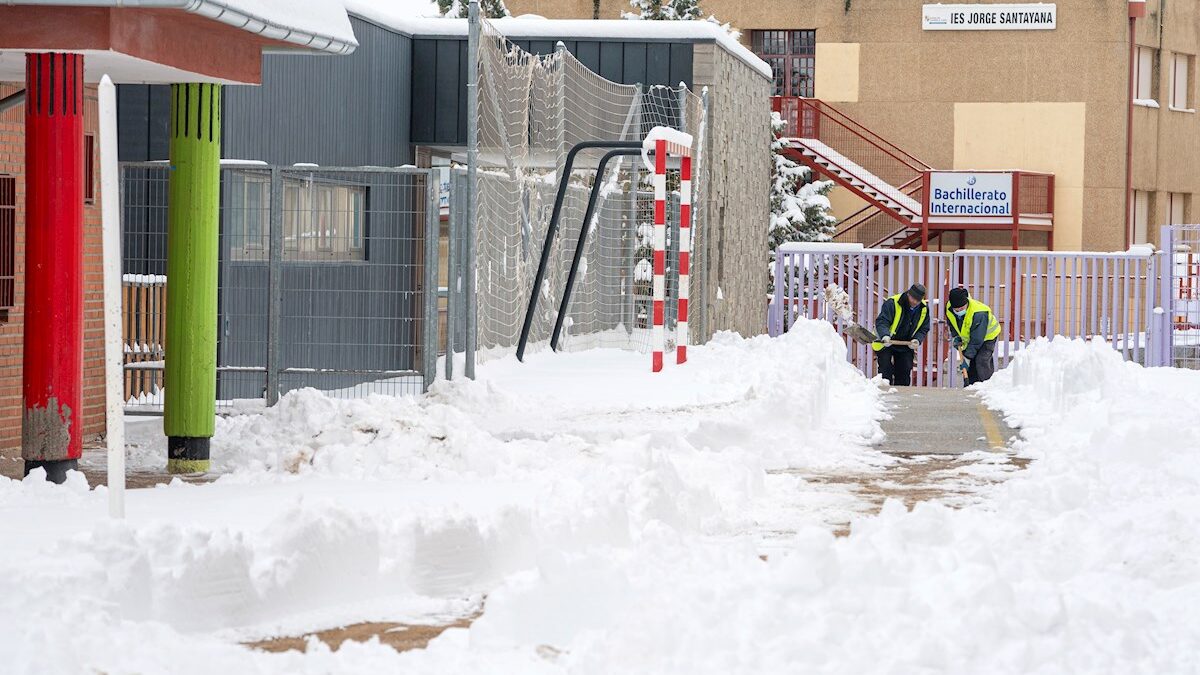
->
<box><xmin>509</xmin><ymin>0</ymin><xmax>1198</xmax><ymax>251</ymax></box>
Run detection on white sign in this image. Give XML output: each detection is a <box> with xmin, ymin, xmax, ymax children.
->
<box><xmin>922</xmin><ymin>4</ymin><xmax>1056</xmax><ymax>30</ymax></box>
<box><xmin>928</xmin><ymin>172</ymin><xmax>1013</xmax><ymax>217</ymax></box>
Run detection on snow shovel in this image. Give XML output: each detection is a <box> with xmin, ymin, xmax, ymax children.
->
<box><xmin>824</xmin><ymin>284</ymin><xmax>880</xmax><ymax>345</ymax></box>
<box><xmin>952</xmin><ymin>346</ymin><xmax>969</xmax><ymax>387</ymax></box>
<box><xmin>823</xmin><ymin>284</ymin><xmax>918</xmax><ymax>349</ymax></box>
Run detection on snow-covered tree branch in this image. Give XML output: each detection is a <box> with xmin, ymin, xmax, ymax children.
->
<box><xmin>769</xmin><ymin>111</ymin><xmax>837</xmax><ymax>283</ymax></box>
<box><xmin>438</xmin><ymin>0</ymin><xmax>509</xmax><ymax>18</ymax></box>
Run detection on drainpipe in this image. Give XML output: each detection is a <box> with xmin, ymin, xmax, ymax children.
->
<box><xmin>1126</xmin><ymin>0</ymin><xmax>1145</xmax><ymax>249</ymax></box>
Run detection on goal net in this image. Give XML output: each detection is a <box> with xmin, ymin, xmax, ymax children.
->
<box><xmin>473</xmin><ymin>18</ymin><xmax>706</xmax><ymax>360</ymax></box>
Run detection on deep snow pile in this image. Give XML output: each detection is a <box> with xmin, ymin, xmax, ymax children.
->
<box><xmin>13</xmin><ymin>332</ymin><xmax>1195</xmax><ymax>673</ymax></box>
<box><xmin>401</xmin><ymin>336</ymin><xmax>1198</xmax><ymax>673</ymax></box>
<box><xmin>0</xmin><ymin>320</ymin><xmax>889</xmax><ymax>674</ymax></box>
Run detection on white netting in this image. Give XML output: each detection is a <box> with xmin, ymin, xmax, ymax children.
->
<box><xmin>473</xmin><ymin>19</ymin><xmax>705</xmax><ymax>359</ymax></box>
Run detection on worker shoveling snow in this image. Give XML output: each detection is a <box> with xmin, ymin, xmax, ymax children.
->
<box><xmin>824</xmin><ymin>283</ymin><xmax>917</xmax><ymax>348</ymax></box>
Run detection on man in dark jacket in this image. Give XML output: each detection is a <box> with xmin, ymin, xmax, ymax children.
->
<box><xmin>946</xmin><ymin>287</ymin><xmax>1002</xmax><ymax>384</ymax></box>
<box><xmin>873</xmin><ymin>283</ymin><xmax>931</xmax><ymax>386</ymax></box>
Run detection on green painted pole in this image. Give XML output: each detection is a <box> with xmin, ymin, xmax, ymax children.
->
<box><xmin>165</xmin><ymin>83</ymin><xmax>221</xmax><ymax>474</ymax></box>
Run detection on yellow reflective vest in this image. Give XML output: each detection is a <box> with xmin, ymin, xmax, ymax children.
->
<box><xmin>872</xmin><ymin>294</ymin><xmax>928</xmax><ymax>352</ymax></box>
<box><xmin>946</xmin><ymin>298</ymin><xmax>1002</xmax><ymax>346</ymax></box>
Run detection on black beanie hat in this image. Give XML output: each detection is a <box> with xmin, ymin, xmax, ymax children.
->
<box><xmin>907</xmin><ymin>283</ymin><xmax>927</xmax><ymax>300</ymax></box>
<box><xmin>948</xmin><ymin>287</ymin><xmax>970</xmax><ymax>309</ymax></box>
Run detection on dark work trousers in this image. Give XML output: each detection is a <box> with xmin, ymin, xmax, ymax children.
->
<box><xmin>967</xmin><ymin>339</ymin><xmax>998</xmax><ymax>384</ymax></box>
<box><xmin>876</xmin><ymin>345</ymin><xmax>916</xmax><ymax>386</ymax></box>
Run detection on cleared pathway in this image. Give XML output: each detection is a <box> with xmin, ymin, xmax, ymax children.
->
<box><xmin>765</xmin><ymin>386</ymin><xmax>1024</xmax><ymax>542</ymax></box>
<box><xmin>879</xmin><ymin>387</ymin><xmax>1014</xmax><ymax>456</ymax></box>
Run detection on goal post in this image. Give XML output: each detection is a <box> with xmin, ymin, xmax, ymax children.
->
<box><xmin>642</xmin><ymin>126</ymin><xmax>695</xmax><ymax>371</ymax></box>
<box><xmin>468</xmin><ymin>16</ymin><xmax>706</xmax><ymax>369</ymax></box>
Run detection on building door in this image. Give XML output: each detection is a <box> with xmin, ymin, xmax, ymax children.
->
<box><xmin>750</xmin><ymin>30</ymin><xmax>816</xmax><ymax>98</ymax></box>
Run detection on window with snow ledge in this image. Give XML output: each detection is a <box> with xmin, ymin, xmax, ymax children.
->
<box><xmin>1135</xmin><ymin>45</ymin><xmax>1159</xmax><ymax>108</ymax></box>
<box><xmin>1169</xmin><ymin>52</ymin><xmax>1195</xmax><ymax>112</ymax></box>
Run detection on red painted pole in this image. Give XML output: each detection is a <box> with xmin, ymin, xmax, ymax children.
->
<box><xmin>23</xmin><ymin>53</ymin><xmax>85</xmax><ymax>483</ymax></box>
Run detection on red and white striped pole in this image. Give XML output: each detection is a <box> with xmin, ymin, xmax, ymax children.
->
<box><xmin>652</xmin><ymin>138</ymin><xmax>667</xmax><ymax>373</ymax></box>
<box><xmin>677</xmin><ymin>154</ymin><xmax>691</xmax><ymax>364</ymax></box>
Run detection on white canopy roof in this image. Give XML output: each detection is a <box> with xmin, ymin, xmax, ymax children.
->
<box><xmin>17</xmin><ymin>0</ymin><xmax>358</xmax><ymax>54</ymax></box>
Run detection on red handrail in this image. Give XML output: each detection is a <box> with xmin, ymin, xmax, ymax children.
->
<box><xmin>774</xmin><ymin>97</ymin><xmax>932</xmax><ymax>174</ymax></box>
<box><xmin>834</xmin><ymin>176</ymin><xmax>923</xmax><ymax>247</ymax></box>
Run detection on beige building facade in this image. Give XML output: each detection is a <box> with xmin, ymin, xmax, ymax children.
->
<box><xmin>509</xmin><ymin>0</ymin><xmax>1200</xmax><ymax>251</ymax></box>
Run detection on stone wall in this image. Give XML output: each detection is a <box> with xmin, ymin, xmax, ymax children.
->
<box><xmin>693</xmin><ymin>43</ymin><xmax>771</xmax><ymax>339</ymax></box>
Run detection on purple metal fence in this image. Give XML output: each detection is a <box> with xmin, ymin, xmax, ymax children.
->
<box><xmin>771</xmin><ymin>242</ymin><xmax>1165</xmax><ymax>387</ymax></box>
<box><xmin>1158</xmin><ymin>225</ymin><xmax>1200</xmax><ymax>370</ymax></box>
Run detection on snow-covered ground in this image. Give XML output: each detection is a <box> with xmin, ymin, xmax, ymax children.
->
<box><xmin>2</xmin><ymin>326</ymin><xmax>1197</xmax><ymax>673</ymax></box>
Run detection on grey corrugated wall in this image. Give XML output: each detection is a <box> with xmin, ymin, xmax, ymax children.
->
<box><xmin>222</xmin><ymin>17</ymin><xmax>413</xmax><ymax>166</ymax></box>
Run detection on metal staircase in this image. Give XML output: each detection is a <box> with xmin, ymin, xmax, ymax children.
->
<box><xmin>774</xmin><ymin>97</ymin><xmax>932</xmax><ymax>249</ymax></box>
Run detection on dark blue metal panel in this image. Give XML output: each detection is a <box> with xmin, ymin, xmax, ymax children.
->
<box><xmin>646</xmin><ymin>43</ymin><xmax>671</xmax><ymax>89</ymax></box>
<box><xmin>599</xmin><ymin>41</ymin><xmax>623</xmax><ymax>83</ymax></box>
<box><xmin>412</xmin><ymin>39</ymin><xmax>438</xmax><ymax>142</ymax></box>
<box><xmin>457</xmin><ymin>39</ymin><xmax>468</xmax><ymax>146</ymax></box>
<box><xmin>622</xmin><ymin>42</ymin><xmax>647</xmax><ymax>85</ymax></box>
<box><xmin>669</xmin><ymin>43</ymin><xmax>693</xmax><ymax>88</ymax></box>
<box><xmin>116</xmin><ymin>85</ymin><xmax>149</xmax><ymax>161</ymax></box>
<box><xmin>434</xmin><ymin>39</ymin><xmax>461</xmax><ymax>144</ymax></box>
<box><xmin>408</xmin><ymin>35</ymin><xmax>695</xmax><ymax>146</ymax></box>
<box><xmin>575</xmin><ymin>41</ymin><xmax>601</xmax><ymax>73</ymax></box>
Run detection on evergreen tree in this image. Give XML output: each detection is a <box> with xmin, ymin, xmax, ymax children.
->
<box><xmin>769</xmin><ymin>112</ymin><xmax>837</xmax><ymax>282</ymax></box>
<box><xmin>625</xmin><ymin>0</ymin><xmax>703</xmax><ymax>21</ymax></box>
<box><xmin>438</xmin><ymin>0</ymin><xmax>509</xmax><ymax>18</ymax></box>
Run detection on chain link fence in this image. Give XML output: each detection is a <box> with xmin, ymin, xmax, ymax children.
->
<box><xmin>120</xmin><ymin>163</ymin><xmax>439</xmax><ymax>414</ymax></box>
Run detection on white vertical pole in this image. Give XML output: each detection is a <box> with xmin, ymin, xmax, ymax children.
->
<box><xmin>99</xmin><ymin>75</ymin><xmax>125</xmax><ymax>518</ymax></box>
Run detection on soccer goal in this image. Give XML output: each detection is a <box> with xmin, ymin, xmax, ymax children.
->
<box><xmin>468</xmin><ymin>16</ymin><xmax>706</xmax><ymax>369</ymax></box>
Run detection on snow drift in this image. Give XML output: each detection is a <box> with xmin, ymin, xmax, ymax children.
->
<box><xmin>0</xmin><ymin>321</ymin><xmax>890</xmax><ymax>673</ymax></box>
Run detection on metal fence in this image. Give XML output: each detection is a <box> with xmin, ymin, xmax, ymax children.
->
<box><xmin>1158</xmin><ymin>224</ymin><xmax>1200</xmax><ymax>370</ymax></box>
<box><xmin>120</xmin><ymin>163</ymin><xmax>439</xmax><ymax>413</ymax></box>
<box><xmin>770</xmin><ymin>242</ymin><xmax>1166</xmax><ymax>387</ymax></box>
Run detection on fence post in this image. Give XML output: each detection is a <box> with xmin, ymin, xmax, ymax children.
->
<box><xmin>265</xmin><ymin>166</ymin><xmax>283</xmax><ymax>406</ymax></box>
<box><xmin>465</xmin><ymin>0</ymin><xmax>480</xmax><ymax>379</ymax></box>
<box><xmin>1156</xmin><ymin>225</ymin><xmax>1174</xmax><ymax>367</ymax></box>
<box><xmin>445</xmin><ymin>170</ymin><xmax>458</xmax><ymax>380</ymax></box>
<box><xmin>626</xmin><ymin>83</ymin><xmax>643</xmax><ymax>337</ymax></box>
<box><xmin>423</xmin><ymin>170</ymin><xmax>440</xmax><ymax>391</ymax></box>
<box><xmin>697</xmin><ymin>86</ymin><xmax>710</xmax><ymax>344</ymax></box>
<box><xmin>771</xmin><ymin>249</ymin><xmax>784</xmax><ymax>336</ymax></box>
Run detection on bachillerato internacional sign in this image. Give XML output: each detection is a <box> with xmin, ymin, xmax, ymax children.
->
<box><xmin>928</xmin><ymin>172</ymin><xmax>1013</xmax><ymax>217</ymax></box>
<box><xmin>923</xmin><ymin>3</ymin><xmax>1056</xmax><ymax>30</ymax></box>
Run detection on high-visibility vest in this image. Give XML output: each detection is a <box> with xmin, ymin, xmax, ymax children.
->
<box><xmin>947</xmin><ymin>298</ymin><xmax>1001</xmax><ymax>344</ymax></box>
<box><xmin>873</xmin><ymin>294</ymin><xmax>928</xmax><ymax>351</ymax></box>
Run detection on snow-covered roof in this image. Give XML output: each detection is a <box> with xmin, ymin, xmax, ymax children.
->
<box><xmin>16</xmin><ymin>0</ymin><xmax>358</xmax><ymax>54</ymax></box>
<box><xmin>343</xmin><ymin>2</ymin><xmax>771</xmax><ymax>79</ymax></box>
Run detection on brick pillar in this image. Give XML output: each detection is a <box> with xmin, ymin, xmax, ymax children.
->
<box><xmin>22</xmin><ymin>53</ymin><xmax>85</xmax><ymax>483</ymax></box>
